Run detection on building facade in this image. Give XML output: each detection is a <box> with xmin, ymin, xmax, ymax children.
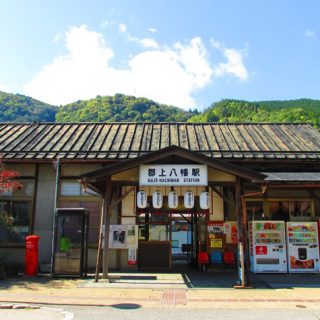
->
<box><xmin>0</xmin><ymin>122</ymin><xmax>320</xmax><ymax>282</ymax></box>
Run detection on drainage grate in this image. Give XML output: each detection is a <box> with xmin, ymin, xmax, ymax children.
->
<box><xmin>161</xmin><ymin>289</ymin><xmax>188</xmax><ymax>305</ymax></box>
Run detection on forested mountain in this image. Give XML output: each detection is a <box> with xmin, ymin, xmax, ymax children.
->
<box><xmin>0</xmin><ymin>91</ymin><xmax>320</xmax><ymax>126</ymax></box>
<box><xmin>188</xmin><ymin>99</ymin><xmax>320</xmax><ymax>127</ymax></box>
<box><xmin>0</xmin><ymin>91</ymin><xmax>57</xmax><ymax>122</ymax></box>
<box><xmin>55</xmin><ymin>94</ymin><xmax>196</xmax><ymax>122</ymax></box>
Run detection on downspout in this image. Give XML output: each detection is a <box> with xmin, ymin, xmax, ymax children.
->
<box><xmin>50</xmin><ymin>159</ymin><xmax>61</xmax><ymax>275</ymax></box>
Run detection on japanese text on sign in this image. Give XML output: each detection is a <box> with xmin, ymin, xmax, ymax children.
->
<box><xmin>139</xmin><ymin>165</ymin><xmax>208</xmax><ymax>186</ymax></box>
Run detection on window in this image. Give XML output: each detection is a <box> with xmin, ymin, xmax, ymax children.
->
<box><xmin>246</xmin><ymin>201</ymin><xmax>264</xmax><ymax>221</ymax></box>
<box><xmin>0</xmin><ymin>200</ymin><xmax>31</xmax><ymax>244</ymax></box>
<box><xmin>60</xmin><ymin>181</ymin><xmax>98</xmax><ymax>196</ymax></box>
<box><xmin>59</xmin><ymin>200</ymin><xmax>101</xmax><ymax>246</ymax></box>
<box><xmin>246</xmin><ymin>199</ymin><xmax>313</xmax><ymax>222</ymax></box>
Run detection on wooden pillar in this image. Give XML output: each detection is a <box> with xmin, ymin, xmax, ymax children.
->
<box><xmin>235</xmin><ymin>177</ymin><xmax>244</xmax><ymax>287</ymax></box>
<box><xmin>235</xmin><ymin>177</ymin><xmax>243</xmax><ymax>243</ymax></box>
<box><xmin>242</xmin><ymin>197</ymin><xmax>251</xmax><ymax>286</ymax></box>
<box><xmin>235</xmin><ymin>177</ymin><xmax>251</xmax><ymax>288</ymax></box>
<box><xmin>102</xmin><ymin>176</ymin><xmax>112</xmax><ymax>279</ymax></box>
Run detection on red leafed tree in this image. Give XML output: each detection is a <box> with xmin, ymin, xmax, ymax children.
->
<box><xmin>0</xmin><ymin>160</ymin><xmax>22</xmax><ymax>193</ymax></box>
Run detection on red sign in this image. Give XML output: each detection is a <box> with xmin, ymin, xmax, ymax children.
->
<box><xmin>256</xmin><ymin>246</ymin><xmax>267</xmax><ymax>255</ymax></box>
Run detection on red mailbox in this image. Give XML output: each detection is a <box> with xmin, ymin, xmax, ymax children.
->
<box><xmin>25</xmin><ymin>235</ymin><xmax>40</xmax><ymax>276</ymax></box>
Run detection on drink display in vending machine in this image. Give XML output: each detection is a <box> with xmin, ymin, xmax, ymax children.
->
<box><xmin>286</xmin><ymin>222</ymin><xmax>319</xmax><ymax>273</ymax></box>
<box><xmin>251</xmin><ymin>221</ymin><xmax>287</xmax><ymax>273</ymax></box>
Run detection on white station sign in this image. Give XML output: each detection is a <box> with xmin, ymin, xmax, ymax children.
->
<box><xmin>139</xmin><ymin>164</ymin><xmax>208</xmax><ymax>186</ymax></box>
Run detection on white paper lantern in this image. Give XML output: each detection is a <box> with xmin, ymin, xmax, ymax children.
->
<box><xmin>152</xmin><ymin>190</ymin><xmax>163</xmax><ymax>209</ymax></box>
<box><xmin>200</xmin><ymin>191</ymin><xmax>210</xmax><ymax>210</ymax></box>
<box><xmin>137</xmin><ymin>190</ymin><xmax>147</xmax><ymax>208</ymax></box>
<box><xmin>184</xmin><ymin>190</ymin><xmax>194</xmax><ymax>209</ymax></box>
<box><xmin>168</xmin><ymin>191</ymin><xmax>179</xmax><ymax>209</ymax></box>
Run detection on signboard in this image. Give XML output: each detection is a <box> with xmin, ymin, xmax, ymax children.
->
<box><xmin>256</xmin><ymin>246</ymin><xmax>268</xmax><ymax>255</ymax></box>
<box><xmin>208</xmin><ymin>221</ymin><xmax>224</xmax><ymax>236</ymax></box>
<box><xmin>210</xmin><ymin>238</ymin><xmax>223</xmax><ymax>248</ymax></box>
<box><xmin>139</xmin><ymin>165</ymin><xmax>208</xmax><ymax>186</ymax></box>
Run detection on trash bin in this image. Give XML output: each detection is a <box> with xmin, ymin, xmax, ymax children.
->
<box><xmin>25</xmin><ymin>235</ymin><xmax>40</xmax><ymax>276</ymax></box>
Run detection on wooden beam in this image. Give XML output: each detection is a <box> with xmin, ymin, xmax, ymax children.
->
<box><xmin>102</xmin><ymin>176</ymin><xmax>112</xmax><ymax>279</ymax></box>
<box><xmin>235</xmin><ymin>177</ymin><xmax>242</xmax><ymax>242</ymax></box>
<box><xmin>210</xmin><ymin>185</ymin><xmax>236</xmax><ymax>209</ymax></box>
<box><xmin>110</xmin><ymin>186</ymin><xmax>135</xmax><ymax>210</ymax></box>
<box><xmin>308</xmin><ymin>190</ymin><xmax>320</xmax><ymax>202</ymax></box>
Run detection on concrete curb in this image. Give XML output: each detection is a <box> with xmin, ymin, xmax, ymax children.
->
<box><xmin>0</xmin><ymin>303</ymin><xmax>74</xmax><ymax>320</ymax></box>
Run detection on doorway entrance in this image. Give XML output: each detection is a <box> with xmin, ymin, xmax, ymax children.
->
<box><xmin>136</xmin><ymin>202</ymin><xmax>208</xmax><ymax>272</ymax></box>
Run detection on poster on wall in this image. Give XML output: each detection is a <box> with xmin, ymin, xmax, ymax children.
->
<box><xmin>109</xmin><ymin>225</ymin><xmax>126</xmax><ymax>249</ymax></box>
<box><xmin>208</xmin><ymin>221</ymin><xmax>224</xmax><ymax>248</ymax></box>
<box><xmin>207</xmin><ymin>221</ymin><xmax>224</xmax><ymax>236</ymax></box>
<box><xmin>224</xmin><ymin>222</ymin><xmax>238</xmax><ymax>244</ymax></box>
<box><xmin>128</xmin><ymin>248</ymin><xmax>137</xmax><ymax>265</ymax></box>
<box><xmin>109</xmin><ymin>225</ymin><xmax>138</xmax><ymax>249</ymax></box>
<box><xmin>126</xmin><ymin>225</ymin><xmax>138</xmax><ymax>249</ymax></box>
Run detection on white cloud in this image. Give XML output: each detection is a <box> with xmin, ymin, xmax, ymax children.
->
<box><xmin>139</xmin><ymin>38</ymin><xmax>159</xmax><ymax>49</ymax></box>
<box><xmin>127</xmin><ymin>35</ymin><xmax>160</xmax><ymax>49</ymax></box>
<box><xmin>24</xmin><ymin>25</ymin><xmax>248</xmax><ymax>109</ymax></box>
<box><xmin>211</xmin><ymin>40</ymin><xmax>249</xmax><ymax>81</ymax></box>
<box><xmin>53</xmin><ymin>33</ymin><xmax>62</xmax><ymax>43</ymax></box>
<box><xmin>149</xmin><ymin>28</ymin><xmax>157</xmax><ymax>33</ymax></box>
<box><xmin>305</xmin><ymin>29</ymin><xmax>316</xmax><ymax>38</ymax></box>
<box><xmin>119</xmin><ymin>23</ymin><xmax>126</xmax><ymax>34</ymax></box>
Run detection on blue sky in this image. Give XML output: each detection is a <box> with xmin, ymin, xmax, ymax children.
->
<box><xmin>0</xmin><ymin>0</ymin><xmax>320</xmax><ymax>110</ymax></box>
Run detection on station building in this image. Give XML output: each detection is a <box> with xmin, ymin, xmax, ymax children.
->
<box><xmin>0</xmin><ymin>122</ymin><xmax>320</xmax><ymax>282</ymax></box>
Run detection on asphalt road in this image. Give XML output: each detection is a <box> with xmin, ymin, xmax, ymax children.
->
<box><xmin>63</xmin><ymin>305</ymin><xmax>320</xmax><ymax>320</ymax></box>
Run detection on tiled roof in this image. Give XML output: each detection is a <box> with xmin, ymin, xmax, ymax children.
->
<box><xmin>0</xmin><ymin>122</ymin><xmax>319</xmax><ymax>160</ymax></box>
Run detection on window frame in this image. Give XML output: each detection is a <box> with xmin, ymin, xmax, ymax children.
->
<box><xmin>245</xmin><ymin>197</ymin><xmax>315</xmax><ymax>221</ymax></box>
<box><xmin>0</xmin><ymin>198</ymin><xmax>33</xmax><ymax>248</ymax></box>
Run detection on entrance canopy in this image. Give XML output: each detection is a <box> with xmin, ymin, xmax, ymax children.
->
<box><xmin>80</xmin><ymin>145</ymin><xmax>266</xmax><ymax>193</ymax></box>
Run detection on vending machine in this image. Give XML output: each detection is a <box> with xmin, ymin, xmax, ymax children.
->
<box><xmin>286</xmin><ymin>222</ymin><xmax>319</xmax><ymax>273</ymax></box>
<box><xmin>250</xmin><ymin>221</ymin><xmax>287</xmax><ymax>273</ymax></box>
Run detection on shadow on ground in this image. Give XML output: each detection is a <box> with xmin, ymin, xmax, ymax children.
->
<box><xmin>0</xmin><ymin>275</ymin><xmax>78</xmax><ymax>290</ymax></box>
<box><xmin>1</xmin><ymin>271</ymin><xmax>320</xmax><ymax>290</ymax></box>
